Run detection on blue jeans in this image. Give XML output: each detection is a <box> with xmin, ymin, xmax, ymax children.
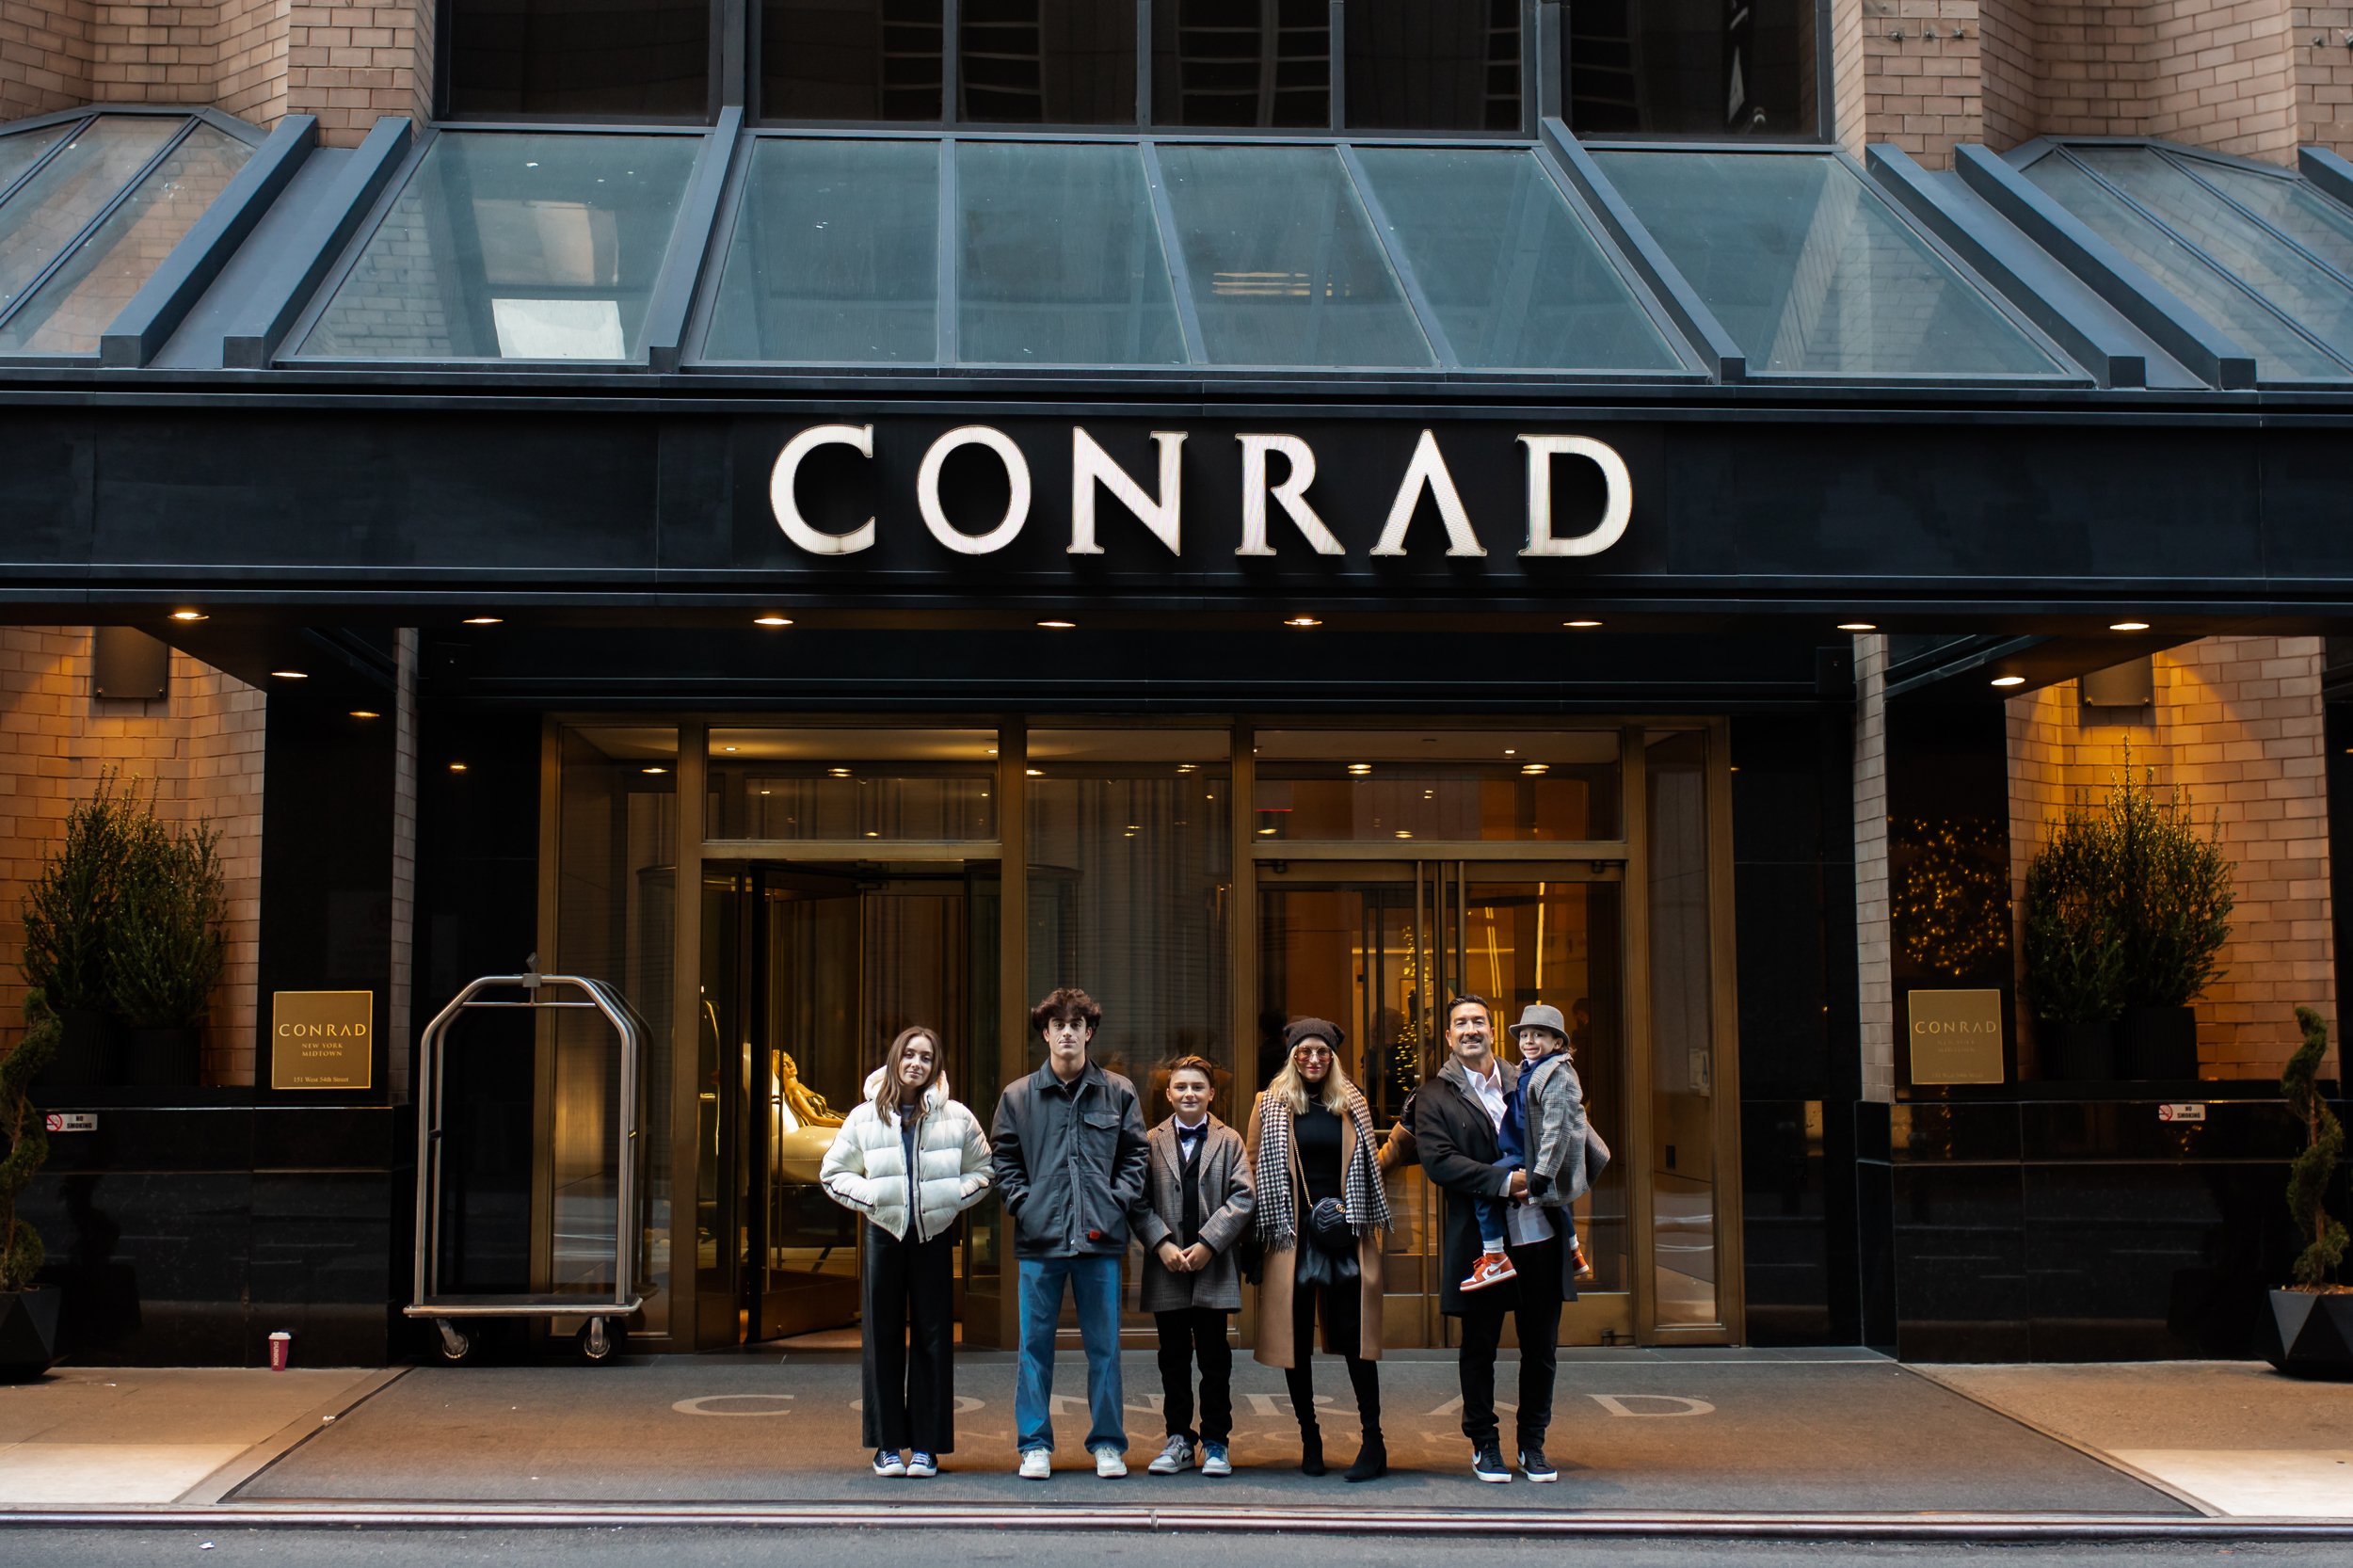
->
<box><xmin>1015</xmin><ymin>1254</ymin><xmax>1127</xmax><ymax>1454</ymax></box>
<box><xmin>1474</xmin><ymin>1153</ymin><xmax>1517</xmax><ymax>1251</ymax></box>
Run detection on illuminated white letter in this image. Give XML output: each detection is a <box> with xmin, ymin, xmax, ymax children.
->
<box><xmin>1519</xmin><ymin>435</ymin><xmax>1632</xmax><ymax>557</ymax></box>
<box><xmin>1236</xmin><ymin>435</ymin><xmax>1343</xmax><ymax>557</ymax></box>
<box><xmin>1069</xmin><ymin>428</ymin><xmax>1186</xmax><ymax>555</ymax></box>
<box><xmin>770</xmin><ymin>424</ymin><xmax>874</xmax><ymax>555</ymax></box>
<box><xmin>917</xmin><ymin>425</ymin><xmax>1031</xmax><ymax>554</ymax></box>
<box><xmin>1369</xmin><ymin>429</ymin><xmax>1484</xmax><ymax>557</ymax></box>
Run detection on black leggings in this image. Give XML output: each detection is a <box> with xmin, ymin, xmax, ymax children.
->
<box><xmin>1284</xmin><ymin>1275</ymin><xmax>1381</xmax><ymax>1431</ymax></box>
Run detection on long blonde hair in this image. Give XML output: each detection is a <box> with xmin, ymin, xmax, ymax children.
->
<box><xmin>1268</xmin><ymin>1039</ymin><xmax>1354</xmax><ymax>1117</ymax></box>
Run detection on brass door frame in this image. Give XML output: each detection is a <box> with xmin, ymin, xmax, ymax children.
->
<box><xmin>538</xmin><ymin>713</ymin><xmax>1741</xmax><ymax>1355</ymax></box>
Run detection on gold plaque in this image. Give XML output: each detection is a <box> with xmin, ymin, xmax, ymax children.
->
<box><xmin>271</xmin><ymin>990</ymin><xmax>374</xmax><ymax>1091</ymax></box>
<box><xmin>1907</xmin><ymin>989</ymin><xmax>2006</xmax><ymax>1085</ymax></box>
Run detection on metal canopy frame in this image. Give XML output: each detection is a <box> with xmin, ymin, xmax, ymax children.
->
<box><xmin>0</xmin><ymin>104</ymin><xmax>274</xmax><ymax>367</ymax></box>
<box><xmin>1986</xmin><ymin>135</ymin><xmax>2353</xmax><ymax>391</ymax></box>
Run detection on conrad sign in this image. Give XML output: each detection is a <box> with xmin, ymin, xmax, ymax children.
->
<box><xmin>769</xmin><ymin>424</ymin><xmax>1633</xmax><ymax>562</ymax></box>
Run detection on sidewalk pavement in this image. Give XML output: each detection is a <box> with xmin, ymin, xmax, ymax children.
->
<box><xmin>0</xmin><ymin>1350</ymin><xmax>2346</xmax><ymax>1526</ymax></box>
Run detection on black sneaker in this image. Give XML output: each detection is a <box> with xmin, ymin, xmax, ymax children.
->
<box><xmin>1519</xmin><ymin>1447</ymin><xmax>1558</xmax><ymax>1482</ymax></box>
<box><xmin>1471</xmin><ymin>1445</ymin><xmax>1512</xmax><ymax>1483</ymax></box>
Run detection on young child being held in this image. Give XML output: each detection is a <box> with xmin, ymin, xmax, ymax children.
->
<box><xmin>1461</xmin><ymin>1003</ymin><xmax>1593</xmax><ymax>1291</ymax></box>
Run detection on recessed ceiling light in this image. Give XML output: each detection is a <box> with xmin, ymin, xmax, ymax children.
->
<box><xmin>1991</xmin><ymin>675</ymin><xmax>2025</xmax><ymax>688</ymax></box>
<box><xmin>1564</xmin><ymin>619</ymin><xmax>1602</xmax><ymax>629</ymax></box>
<box><xmin>1837</xmin><ymin>621</ymin><xmax>1878</xmax><ymax>632</ymax></box>
<box><xmin>2110</xmin><ymin>620</ymin><xmax>2151</xmax><ymax>632</ymax></box>
<box><xmin>1347</xmin><ymin>762</ymin><xmax>1372</xmax><ymax>776</ymax></box>
<box><xmin>759</xmin><ymin>789</ymin><xmax>773</xmax><ymax>795</ymax></box>
<box><xmin>642</xmin><ymin>766</ymin><xmax>668</xmax><ymax>776</ymax></box>
<box><xmin>1395</xmin><ymin>830</ymin><xmax>1413</xmax><ymax>839</ymax></box>
<box><xmin>269</xmin><ymin>670</ymin><xmax>307</xmax><ymax>680</ymax></box>
<box><xmin>1037</xmin><ymin>619</ymin><xmax>1077</xmax><ymax>630</ymax></box>
<box><xmin>754</xmin><ymin>615</ymin><xmax>792</xmax><ymax>627</ymax></box>
<box><xmin>1504</xmin><ymin>748</ymin><xmax>1516</xmax><ymax>756</ymax></box>
<box><xmin>1026</xmin><ymin>768</ymin><xmax>1043</xmax><ymax>776</ymax></box>
<box><xmin>1257</xmin><ymin>826</ymin><xmax>1277</xmax><ymax>836</ymax></box>
<box><xmin>169</xmin><ymin>609</ymin><xmax>207</xmax><ymax>622</ymax></box>
<box><xmin>1284</xmin><ymin>616</ymin><xmax>1322</xmax><ymax>628</ymax></box>
<box><xmin>1176</xmin><ymin>763</ymin><xmax>1196</xmax><ymax>774</ymax></box>
<box><xmin>1521</xmin><ymin>762</ymin><xmax>1550</xmax><ymax>775</ymax></box>
<box><xmin>462</xmin><ymin>616</ymin><xmax>503</xmax><ymax>626</ymax></box>
<box><xmin>349</xmin><ymin>710</ymin><xmax>380</xmax><ymax>720</ymax></box>
<box><xmin>865</xmin><ymin>831</ymin><xmax>879</xmax><ymax>839</ymax></box>
<box><xmin>827</xmin><ymin>767</ymin><xmax>852</xmax><ymax>778</ymax></box>
<box><xmin>721</xmin><ymin>745</ymin><xmax>738</xmax><ymax>752</ymax></box>
<box><xmin>449</xmin><ymin>761</ymin><xmax>469</xmax><ymax>772</ymax></box>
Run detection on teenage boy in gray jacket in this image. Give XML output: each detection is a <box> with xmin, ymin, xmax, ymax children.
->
<box><xmin>992</xmin><ymin>986</ymin><xmax>1150</xmax><ymax>1480</ymax></box>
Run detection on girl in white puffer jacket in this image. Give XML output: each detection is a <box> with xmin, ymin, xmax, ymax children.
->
<box><xmin>819</xmin><ymin>1025</ymin><xmax>993</xmax><ymax>1478</ymax></box>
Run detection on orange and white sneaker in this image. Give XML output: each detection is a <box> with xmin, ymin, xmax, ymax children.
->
<box><xmin>1461</xmin><ymin>1252</ymin><xmax>1518</xmax><ymax>1291</ymax></box>
<box><xmin>1571</xmin><ymin>1242</ymin><xmax>1595</xmax><ymax>1281</ymax></box>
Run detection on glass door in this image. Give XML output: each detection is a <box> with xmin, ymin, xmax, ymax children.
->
<box><xmin>701</xmin><ymin>861</ymin><xmax>978</xmax><ymax>1343</ymax></box>
<box><xmin>1256</xmin><ymin>862</ymin><xmax>1631</xmax><ymax>1347</ymax></box>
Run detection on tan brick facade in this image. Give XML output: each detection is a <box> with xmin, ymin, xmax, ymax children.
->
<box><xmin>1</xmin><ymin>0</ymin><xmax>424</xmax><ymax>145</ymax></box>
<box><xmin>1854</xmin><ymin>632</ymin><xmax>1897</xmax><ymax>1102</ymax></box>
<box><xmin>1847</xmin><ymin>0</ymin><xmax>2353</xmax><ymax>166</ymax></box>
<box><xmin>2007</xmin><ymin>635</ymin><xmax>2337</xmax><ymax>1082</ymax></box>
<box><xmin>0</xmin><ymin>627</ymin><xmax>264</xmax><ymax>1085</ymax></box>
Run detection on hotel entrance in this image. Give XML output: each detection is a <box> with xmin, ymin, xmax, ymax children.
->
<box><xmin>545</xmin><ymin>719</ymin><xmax>1739</xmax><ymax>1352</ymax></box>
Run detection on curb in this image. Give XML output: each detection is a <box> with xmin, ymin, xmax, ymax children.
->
<box><xmin>0</xmin><ymin>1505</ymin><xmax>2348</xmax><ymax>1540</ymax></box>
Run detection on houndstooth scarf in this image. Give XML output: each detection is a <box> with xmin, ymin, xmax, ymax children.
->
<box><xmin>1253</xmin><ymin>1087</ymin><xmax>1392</xmax><ymax>1252</ymax></box>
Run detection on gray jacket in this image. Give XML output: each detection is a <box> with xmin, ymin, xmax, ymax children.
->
<box><xmin>1522</xmin><ymin>1050</ymin><xmax>1608</xmax><ymax>1206</ymax></box>
<box><xmin>991</xmin><ymin>1059</ymin><xmax>1150</xmax><ymax>1258</ymax></box>
<box><xmin>1132</xmin><ymin>1114</ymin><xmax>1255</xmax><ymax>1312</ymax></box>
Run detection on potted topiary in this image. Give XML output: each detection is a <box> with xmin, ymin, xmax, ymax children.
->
<box><xmin>0</xmin><ymin>996</ymin><xmax>61</xmax><ymax>1378</ymax></box>
<box><xmin>2108</xmin><ymin>761</ymin><xmax>2233</xmax><ymax>1080</ymax></box>
<box><xmin>2023</xmin><ymin>796</ymin><xmax>2125</xmax><ymax>1080</ymax></box>
<box><xmin>2259</xmin><ymin>1006</ymin><xmax>2348</xmax><ymax>1377</ymax></box>
<box><xmin>109</xmin><ymin>813</ymin><xmax>226</xmax><ymax>1089</ymax></box>
<box><xmin>20</xmin><ymin>771</ymin><xmax>136</xmax><ymax>1089</ymax></box>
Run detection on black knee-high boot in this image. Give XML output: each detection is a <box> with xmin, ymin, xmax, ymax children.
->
<box><xmin>1284</xmin><ymin>1364</ymin><xmax>1325</xmax><ymax>1475</ymax></box>
<box><xmin>1342</xmin><ymin>1355</ymin><xmax>1385</xmax><ymax>1481</ymax></box>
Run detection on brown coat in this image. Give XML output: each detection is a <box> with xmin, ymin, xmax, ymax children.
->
<box><xmin>1245</xmin><ymin>1089</ymin><xmax>1385</xmax><ymax>1368</ymax></box>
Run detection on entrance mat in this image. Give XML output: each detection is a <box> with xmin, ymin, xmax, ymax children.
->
<box><xmin>235</xmin><ymin>1353</ymin><xmax>2185</xmax><ymax>1514</ymax></box>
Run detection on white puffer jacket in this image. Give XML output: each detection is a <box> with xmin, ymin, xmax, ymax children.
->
<box><xmin>819</xmin><ymin>1068</ymin><xmax>994</xmax><ymax>1243</ymax></box>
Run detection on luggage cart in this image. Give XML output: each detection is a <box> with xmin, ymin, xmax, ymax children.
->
<box><xmin>408</xmin><ymin>965</ymin><xmax>645</xmax><ymax>1364</ymax></box>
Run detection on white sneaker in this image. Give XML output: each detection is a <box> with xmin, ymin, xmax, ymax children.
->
<box><xmin>1200</xmin><ymin>1441</ymin><xmax>1232</xmax><ymax>1477</ymax></box>
<box><xmin>1146</xmin><ymin>1434</ymin><xmax>1193</xmax><ymax>1475</ymax></box>
<box><xmin>1018</xmin><ymin>1448</ymin><xmax>1051</xmax><ymax>1480</ymax></box>
<box><xmin>1094</xmin><ymin>1447</ymin><xmax>1129</xmax><ymax>1478</ymax></box>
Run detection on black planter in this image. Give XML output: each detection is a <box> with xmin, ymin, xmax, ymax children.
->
<box><xmin>2117</xmin><ymin>1004</ymin><xmax>2199</xmax><ymax>1080</ymax></box>
<box><xmin>32</xmin><ymin>1007</ymin><xmax>119</xmax><ymax>1092</ymax></box>
<box><xmin>120</xmin><ymin>1025</ymin><xmax>201</xmax><ymax>1089</ymax></box>
<box><xmin>2257</xmin><ymin>1288</ymin><xmax>2353</xmax><ymax>1379</ymax></box>
<box><xmin>2041</xmin><ymin>1019</ymin><xmax>2118</xmax><ymax>1080</ymax></box>
<box><xmin>0</xmin><ymin>1288</ymin><xmax>60</xmax><ymax>1382</ymax></box>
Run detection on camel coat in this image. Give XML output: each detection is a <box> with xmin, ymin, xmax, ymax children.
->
<box><xmin>1245</xmin><ymin>1089</ymin><xmax>1385</xmax><ymax>1368</ymax></box>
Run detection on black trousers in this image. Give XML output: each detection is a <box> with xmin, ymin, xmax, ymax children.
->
<box><xmin>1283</xmin><ymin>1271</ymin><xmax>1381</xmax><ymax>1432</ymax></box>
<box><xmin>1153</xmin><ymin>1307</ymin><xmax>1234</xmax><ymax>1444</ymax></box>
<box><xmin>861</xmin><ymin>1221</ymin><xmax>958</xmax><ymax>1452</ymax></box>
<box><xmin>1452</xmin><ymin>1235</ymin><xmax>1562</xmax><ymax>1452</ymax></box>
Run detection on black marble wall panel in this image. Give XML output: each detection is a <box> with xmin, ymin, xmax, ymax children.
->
<box><xmin>23</xmin><ymin>1107</ymin><xmax>407</xmax><ymax>1366</ymax></box>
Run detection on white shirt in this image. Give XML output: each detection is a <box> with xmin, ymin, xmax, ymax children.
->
<box><xmin>1466</xmin><ymin>1060</ymin><xmax>1508</xmax><ymax>1133</ymax></box>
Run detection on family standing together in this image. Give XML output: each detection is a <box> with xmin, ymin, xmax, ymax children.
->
<box><xmin>816</xmin><ymin>984</ymin><xmax>1606</xmax><ymax>1483</ymax></box>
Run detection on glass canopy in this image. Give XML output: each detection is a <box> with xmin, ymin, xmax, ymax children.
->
<box><xmin>2019</xmin><ymin>142</ymin><xmax>2353</xmax><ymax>383</ymax></box>
<box><xmin>1593</xmin><ymin>147</ymin><xmax>2066</xmax><ymax>377</ymax></box>
<box><xmin>299</xmin><ymin>130</ymin><xmax>703</xmax><ymax>361</ymax></box>
<box><xmin>0</xmin><ymin>112</ymin><xmax>255</xmax><ymax>357</ymax></box>
<box><xmin>698</xmin><ymin>136</ymin><xmax>1688</xmax><ymax>372</ymax></box>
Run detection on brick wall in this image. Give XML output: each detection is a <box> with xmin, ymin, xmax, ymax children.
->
<box><xmin>2007</xmin><ymin>635</ymin><xmax>2337</xmax><ymax>1081</ymax></box>
<box><xmin>1</xmin><ymin>0</ymin><xmax>94</xmax><ymax>120</ymax></box>
<box><xmin>0</xmin><ymin>627</ymin><xmax>265</xmax><ymax>1085</ymax></box>
<box><xmin>1861</xmin><ymin>0</ymin><xmax>1990</xmax><ymax>168</ymax></box>
<box><xmin>2</xmin><ymin>0</ymin><xmax>430</xmax><ymax>144</ymax></box>
<box><xmin>2303</xmin><ymin>4</ymin><xmax>2353</xmax><ymax>150</ymax></box>
<box><xmin>1855</xmin><ymin>633</ymin><xmax>1896</xmax><ymax>1101</ymax></box>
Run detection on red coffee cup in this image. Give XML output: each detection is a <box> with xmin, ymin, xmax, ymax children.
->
<box><xmin>268</xmin><ymin>1331</ymin><xmax>292</xmax><ymax>1371</ymax></box>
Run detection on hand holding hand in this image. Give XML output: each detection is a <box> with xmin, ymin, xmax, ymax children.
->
<box><xmin>1506</xmin><ymin>1169</ymin><xmax>1529</xmax><ymax>1198</ymax></box>
<box><xmin>1179</xmin><ymin>1243</ymin><xmax>1213</xmax><ymax>1272</ymax></box>
<box><xmin>1158</xmin><ymin>1240</ymin><xmax>1190</xmax><ymax>1272</ymax></box>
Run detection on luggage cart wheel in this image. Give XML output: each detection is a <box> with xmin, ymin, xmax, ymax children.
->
<box><xmin>579</xmin><ymin>1318</ymin><xmax>619</xmax><ymax>1363</ymax></box>
<box><xmin>433</xmin><ymin>1320</ymin><xmax>472</xmax><ymax>1363</ymax></box>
